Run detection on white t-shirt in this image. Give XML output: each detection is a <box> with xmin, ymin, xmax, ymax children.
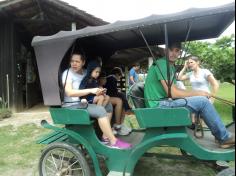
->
<box><xmin>186</xmin><ymin>68</ymin><xmax>212</xmax><ymax>93</ymax></box>
<box><xmin>62</xmin><ymin>68</ymin><xmax>86</xmax><ymax>103</ymax></box>
<box><xmin>176</xmin><ymin>81</ymin><xmax>186</xmax><ymax>90</ymax></box>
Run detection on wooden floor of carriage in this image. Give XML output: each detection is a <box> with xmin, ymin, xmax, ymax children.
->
<box><xmin>90</xmin><ymin>124</ymin><xmax>235</xmax><ymax>176</ymax></box>
<box><xmin>119</xmin><ymin>123</ymin><xmax>235</xmax><ymax>152</ymax></box>
<box><xmin>190</xmin><ymin>123</ymin><xmax>235</xmax><ymax>151</ymax></box>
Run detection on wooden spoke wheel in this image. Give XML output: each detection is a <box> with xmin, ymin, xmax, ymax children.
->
<box><xmin>39</xmin><ymin>142</ymin><xmax>91</xmax><ymax>176</ymax></box>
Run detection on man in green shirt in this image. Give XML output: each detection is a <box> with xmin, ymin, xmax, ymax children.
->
<box><xmin>144</xmin><ymin>42</ymin><xmax>234</xmax><ymax>149</ymax></box>
<box><xmin>144</xmin><ymin>58</ymin><xmax>176</xmax><ymax>107</ymax></box>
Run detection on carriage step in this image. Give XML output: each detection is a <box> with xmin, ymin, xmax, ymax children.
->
<box><xmin>37</xmin><ymin>131</ymin><xmax>68</xmax><ymax>144</ymax></box>
<box><xmin>107</xmin><ymin>171</ymin><xmax>131</xmax><ymax>176</ymax></box>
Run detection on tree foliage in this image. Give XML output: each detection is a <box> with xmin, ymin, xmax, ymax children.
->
<box><xmin>185</xmin><ymin>34</ymin><xmax>235</xmax><ymax>84</ymax></box>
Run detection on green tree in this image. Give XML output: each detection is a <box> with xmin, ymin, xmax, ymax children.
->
<box><xmin>186</xmin><ymin>34</ymin><xmax>235</xmax><ymax>84</ymax></box>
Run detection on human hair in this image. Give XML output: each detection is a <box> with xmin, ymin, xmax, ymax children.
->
<box><xmin>111</xmin><ymin>67</ymin><xmax>123</xmax><ymax>76</ymax></box>
<box><xmin>79</xmin><ymin>60</ymin><xmax>101</xmax><ymax>89</ymax></box>
<box><xmin>98</xmin><ymin>71</ymin><xmax>107</xmax><ymax>86</ymax></box>
<box><xmin>99</xmin><ymin>71</ymin><xmax>107</xmax><ymax>78</ymax></box>
<box><xmin>71</xmin><ymin>53</ymin><xmax>86</xmax><ymax>62</ymax></box>
<box><xmin>187</xmin><ymin>55</ymin><xmax>201</xmax><ymax>62</ymax></box>
<box><xmin>133</xmin><ymin>63</ymin><xmax>140</xmax><ymax>67</ymax></box>
<box><xmin>168</xmin><ymin>42</ymin><xmax>182</xmax><ymax>50</ymax></box>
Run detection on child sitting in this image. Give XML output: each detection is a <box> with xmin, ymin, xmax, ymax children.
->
<box><xmin>80</xmin><ymin>60</ymin><xmax>110</xmax><ymax>107</ymax></box>
<box><xmin>103</xmin><ymin>68</ymin><xmax>132</xmax><ymax>135</ymax></box>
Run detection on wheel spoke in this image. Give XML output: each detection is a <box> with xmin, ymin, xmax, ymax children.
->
<box><xmin>45</xmin><ymin>164</ymin><xmax>56</xmax><ymax>175</ymax></box>
<box><xmin>70</xmin><ymin>167</ymin><xmax>83</xmax><ymax>171</ymax></box>
<box><xmin>51</xmin><ymin>152</ymin><xmax>59</xmax><ymax>170</ymax></box>
<box><xmin>66</xmin><ymin>160</ymin><xmax>79</xmax><ymax>170</ymax></box>
<box><xmin>59</xmin><ymin>149</ymin><xmax>66</xmax><ymax>170</ymax></box>
<box><xmin>40</xmin><ymin>144</ymin><xmax>90</xmax><ymax>176</ymax></box>
<box><xmin>47</xmin><ymin>158</ymin><xmax>56</xmax><ymax>166</ymax></box>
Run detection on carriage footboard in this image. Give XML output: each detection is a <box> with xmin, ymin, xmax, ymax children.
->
<box><xmin>37</xmin><ymin>130</ymin><xmax>68</xmax><ymax>144</ymax></box>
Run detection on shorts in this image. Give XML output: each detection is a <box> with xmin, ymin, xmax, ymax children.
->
<box><xmin>63</xmin><ymin>102</ymin><xmax>113</xmax><ymax>119</ymax></box>
<box><xmin>87</xmin><ymin>102</ymin><xmax>113</xmax><ymax>118</ymax></box>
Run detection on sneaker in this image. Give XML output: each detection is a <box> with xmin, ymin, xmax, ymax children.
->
<box><xmin>219</xmin><ymin>135</ymin><xmax>235</xmax><ymax>149</ymax></box>
<box><xmin>113</xmin><ymin>124</ymin><xmax>121</xmax><ymax>131</ymax></box>
<box><xmin>188</xmin><ymin>123</ymin><xmax>196</xmax><ymax>130</ymax></box>
<box><xmin>114</xmin><ymin>124</ymin><xmax>132</xmax><ymax>136</ymax></box>
<box><xmin>101</xmin><ymin>137</ymin><xmax>109</xmax><ymax>145</ymax></box>
<box><xmin>112</xmin><ymin>128</ymin><xmax>118</xmax><ymax>135</ymax></box>
<box><xmin>121</xmin><ymin>123</ymin><xmax>132</xmax><ymax>133</ymax></box>
<box><xmin>109</xmin><ymin>139</ymin><xmax>132</xmax><ymax>149</ymax></box>
<box><xmin>117</xmin><ymin>128</ymin><xmax>130</xmax><ymax>136</ymax></box>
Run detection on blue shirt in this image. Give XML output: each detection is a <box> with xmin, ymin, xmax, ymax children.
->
<box><xmin>129</xmin><ymin>68</ymin><xmax>138</xmax><ymax>86</ymax></box>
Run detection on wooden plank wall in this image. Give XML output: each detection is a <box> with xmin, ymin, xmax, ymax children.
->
<box><xmin>0</xmin><ymin>21</ymin><xmax>24</xmax><ymax>111</ymax></box>
<box><xmin>0</xmin><ymin>21</ymin><xmax>15</xmax><ymax>110</ymax></box>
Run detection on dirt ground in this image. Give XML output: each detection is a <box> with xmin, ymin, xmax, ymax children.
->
<box><xmin>0</xmin><ymin>104</ymin><xmax>230</xmax><ymax>176</ymax></box>
<box><xmin>0</xmin><ymin>104</ymin><xmax>51</xmax><ymax>128</ymax></box>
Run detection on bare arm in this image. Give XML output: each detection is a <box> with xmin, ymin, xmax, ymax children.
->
<box><xmin>160</xmin><ymin>80</ymin><xmax>210</xmax><ymax>99</ymax></box>
<box><xmin>207</xmin><ymin>75</ymin><xmax>219</xmax><ymax>96</ymax></box>
<box><xmin>177</xmin><ymin>61</ymin><xmax>189</xmax><ymax>81</ymax></box>
<box><xmin>207</xmin><ymin>75</ymin><xmax>219</xmax><ymax>103</ymax></box>
<box><xmin>64</xmin><ymin>80</ymin><xmax>101</xmax><ymax>97</ymax></box>
<box><xmin>130</xmin><ymin>76</ymin><xmax>135</xmax><ymax>84</ymax></box>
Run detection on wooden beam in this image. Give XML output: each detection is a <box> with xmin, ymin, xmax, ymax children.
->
<box><xmin>0</xmin><ymin>6</ymin><xmax>10</xmax><ymax>17</ymax></box>
<box><xmin>0</xmin><ymin>0</ymin><xmax>26</xmax><ymax>9</ymax></box>
<box><xmin>13</xmin><ymin>18</ymin><xmax>54</xmax><ymax>23</ymax></box>
<box><xmin>44</xmin><ymin>0</ymin><xmax>107</xmax><ymax>25</ymax></box>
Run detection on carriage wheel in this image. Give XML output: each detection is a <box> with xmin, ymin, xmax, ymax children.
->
<box><xmin>39</xmin><ymin>142</ymin><xmax>91</xmax><ymax>176</ymax></box>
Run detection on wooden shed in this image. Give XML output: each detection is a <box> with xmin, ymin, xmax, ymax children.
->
<box><xmin>0</xmin><ymin>0</ymin><xmax>107</xmax><ymax>111</ymax></box>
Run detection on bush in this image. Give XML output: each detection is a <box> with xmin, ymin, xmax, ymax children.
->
<box><xmin>0</xmin><ymin>97</ymin><xmax>12</xmax><ymax>120</ymax></box>
<box><xmin>0</xmin><ymin>109</ymin><xmax>12</xmax><ymax>120</ymax></box>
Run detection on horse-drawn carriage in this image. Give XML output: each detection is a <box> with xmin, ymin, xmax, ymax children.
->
<box><xmin>32</xmin><ymin>3</ymin><xmax>235</xmax><ymax>176</ymax></box>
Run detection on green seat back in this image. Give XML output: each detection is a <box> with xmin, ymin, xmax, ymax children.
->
<box><xmin>50</xmin><ymin>107</ymin><xmax>91</xmax><ymax>125</ymax></box>
<box><xmin>134</xmin><ymin>107</ymin><xmax>191</xmax><ymax>128</ymax></box>
<box><xmin>129</xmin><ymin>82</ymin><xmax>146</xmax><ymax>108</ymax></box>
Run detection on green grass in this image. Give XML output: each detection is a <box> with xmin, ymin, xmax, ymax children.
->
<box><xmin>0</xmin><ymin>83</ymin><xmax>234</xmax><ymax>175</ymax></box>
<box><xmin>0</xmin><ymin>124</ymin><xmax>49</xmax><ymax>175</ymax></box>
<box><xmin>215</xmin><ymin>82</ymin><xmax>235</xmax><ymax>125</ymax></box>
<box><xmin>128</xmin><ymin>82</ymin><xmax>235</xmax><ymax>175</ymax></box>
<box><xmin>216</xmin><ymin>82</ymin><xmax>235</xmax><ymax>101</ymax></box>
<box><xmin>183</xmin><ymin>82</ymin><xmax>234</xmax><ymax>125</ymax></box>
<box><xmin>127</xmin><ymin>82</ymin><xmax>235</xmax><ymax>127</ymax></box>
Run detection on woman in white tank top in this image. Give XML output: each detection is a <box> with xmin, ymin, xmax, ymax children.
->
<box><xmin>178</xmin><ymin>56</ymin><xmax>219</xmax><ymax>128</ymax></box>
<box><xmin>178</xmin><ymin>56</ymin><xmax>219</xmax><ymax>103</ymax></box>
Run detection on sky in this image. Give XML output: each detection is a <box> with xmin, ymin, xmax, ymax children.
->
<box><xmin>64</xmin><ymin>0</ymin><xmax>235</xmax><ymax>37</ymax></box>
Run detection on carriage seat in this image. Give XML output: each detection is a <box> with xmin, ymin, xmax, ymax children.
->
<box><xmin>129</xmin><ymin>83</ymin><xmax>191</xmax><ymax>128</ymax></box>
<box><xmin>49</xmin><ymin>107</ymin><xmax>92</xmax><ymax>125</ymax></box>
<box><xmin>129</xmin><ymin>82</ymin><xmax>146</xmax><ymax>108</ymax></box>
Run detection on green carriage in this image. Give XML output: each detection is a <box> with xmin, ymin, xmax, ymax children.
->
<box><xmin>32</xmin><ymin>3</ymin><xmax>235</xmax><ymax>176</ymax></box>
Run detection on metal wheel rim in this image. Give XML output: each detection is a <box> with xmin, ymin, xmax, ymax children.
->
<box><xmin>41</xmin><ymin>147</ymin><xmax>85</xmax><ymax>176</ymax></box>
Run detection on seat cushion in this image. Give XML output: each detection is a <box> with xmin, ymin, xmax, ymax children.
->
<box><xmin>129</xmin><ymin>82</ymin><xmax>146</xmax><ymax>108</ymax></box>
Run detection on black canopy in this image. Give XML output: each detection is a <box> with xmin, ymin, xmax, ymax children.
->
<box><xmin>32</xmin><ymin>3</ymin><xmax>235</xmax><ymax>105</ymax></box>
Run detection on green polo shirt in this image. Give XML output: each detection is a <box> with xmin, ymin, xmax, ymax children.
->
<box><xmin>144</xmin><ymin>58</ymin><xmax>176</xmax><ymax>108</ymax></box>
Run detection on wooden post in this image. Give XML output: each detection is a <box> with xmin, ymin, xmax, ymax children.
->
<box><xmin>125</xmin><ymin>66</ymin><xmax>129</xmax><ymax>93</ymax></box>
<box><xmin>148</xmin><ymin>57</ymin><xmax>153</xmax><ymax>68</ymax></box>
<box><xmin>71</xmin><ymin>22</ymin><xmax>76</xmax><ymax>31</ymax></box>
<box><xmin>6</xmin><ymin>74</ymin><xmax>9</xmax><ymax>109</ymax></box>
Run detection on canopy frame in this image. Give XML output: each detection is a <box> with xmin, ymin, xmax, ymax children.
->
<box><xmin>31</xmin><ymin>3</ymin><xmax>235</xmax><ymax>105</ymax></box>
